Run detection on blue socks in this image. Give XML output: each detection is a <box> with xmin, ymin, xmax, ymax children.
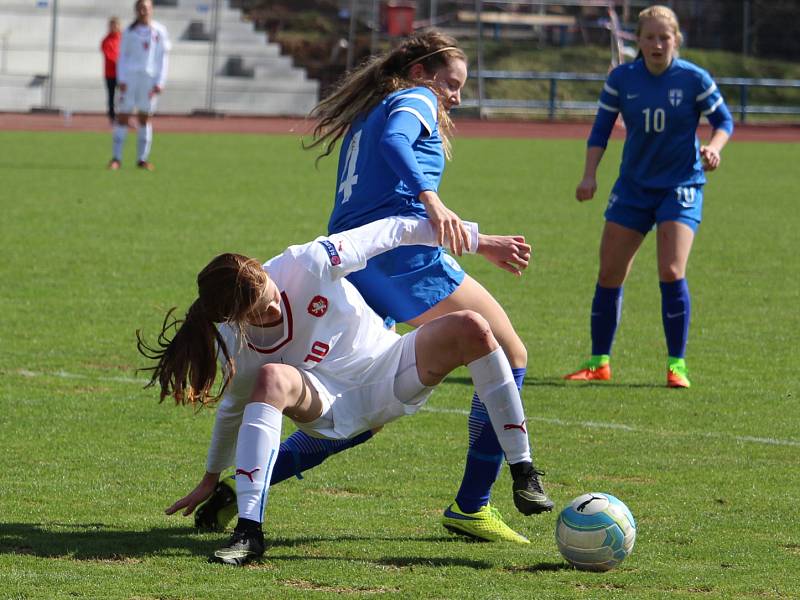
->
<box><xmin>660</xmin><ymin>278</ymin><xmax>690</xmax><ymax>359</ymax></box>
<box><xmin>454</xmin><ymin>367</ymin><xmax>526</xmax><ymax>514</ymax></box>
<box><xmin>268</xmin><ymin>428</ymin><xmax>374</xmax><ymax>485</ymax></box>
<box><xmin>591</xmin><ymin>284</ymin><xmax>623</xmax><ymax>356</ymax></box>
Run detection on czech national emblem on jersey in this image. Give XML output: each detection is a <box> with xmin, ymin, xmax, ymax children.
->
<box><xmin>307</xmin><ymin>295</ymin><xmax>329</xmax><ymax>317</ymax></box>
<box><xmin>668</xmin><ymin>89</ymin><xmax>683</xmax><ymax>107</ymax></box>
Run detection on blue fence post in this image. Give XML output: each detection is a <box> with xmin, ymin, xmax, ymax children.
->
<box><xmin>740</xmin><ymin>84</ymin><xmax>748</xmax><ymax>124</ymax></box>
<box><xmin>549</xmin><ymin>78</ymin><xmax>557</xmax><ymax>120</ymax></box>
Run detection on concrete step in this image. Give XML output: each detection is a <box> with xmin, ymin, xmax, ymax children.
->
<box><xmin>41</xmin><ymin>75</ymin><xmax>318</xmax><ymax>115</ymax></box>
<box><xmin>0</xmin><ymin>73</ymin><xmax>44</xmax><ymax>110</ymax></box>
<box><xmin>0</xmin><ymin>0</ymin><xmax>318</xmax><ymax>115</ymax></box>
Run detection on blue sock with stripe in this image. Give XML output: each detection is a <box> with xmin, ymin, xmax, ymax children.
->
<box><xmin>660</xmin><ymin>278</ymin><xmax>691</xmax><ymax>359</ymax></box>
<box><xmin>591</xmin><ymin>284</ymin><xmax>623</xmax><ymax>356</ymax></box>
<box><xmin>454</xmin><ymin>367</ymin><xmax>526</xmax><ymax>513</ymax></box>
<box><xmin>269</xmin><ymin>429</ymin><xmax>375</xmax><ymax>484</ymax></box>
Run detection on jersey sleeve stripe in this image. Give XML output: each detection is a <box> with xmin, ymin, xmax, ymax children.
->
<box><xmin>701</xmin><ymin>96</ymin><xmax>724</xmax><ymax>116</ymax></box>
<box><xmin>603</xmin><ymin>83</ymin><xmax>619</xmax><ymax>96</ymax></box>
<box><xmin>389</xmin><ymin>107</ymin><xmax>433</xmax><ymax>135</ymax></box>
<box><xmin>598</xmin><ymin>101</ymin><xmax>619</xmax><ymax>113</ymax></box>
<box><xmin>696</xmin><ymin>82</ymin><xmax>718</xmax><ymax>102</ymax></box>
<box><xmin>396</xmin><ymin>93</ymin><xmax>438</xmax><ymax>127</ymax></box>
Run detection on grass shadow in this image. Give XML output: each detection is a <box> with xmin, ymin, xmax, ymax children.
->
<box><xmin>506</xmin><ymin>561</ymin><xmax>573</xmax><ymax>573</ymax></box>
<box><xmin>0</xmin><ymin>523</ymin><xmax>460</xmax><ymax>562</ymax></box>
<box><xmin>0</xmin><ymin>522</ymin><xmax>215</xmax><ymax>560</ymax></box>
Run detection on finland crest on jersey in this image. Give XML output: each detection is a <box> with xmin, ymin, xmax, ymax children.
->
<box><xmin>594</xmin><ymin>58</ymin><xmax>731</xmax><ymax>188</ymax></box>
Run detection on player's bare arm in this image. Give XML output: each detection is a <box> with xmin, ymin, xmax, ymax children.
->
<box><xmin>419</xmin><ymin>189</ymin><xmax>470</xmax><ymax>256</ymax></box>
<box><xmin>166</xmin><ymin>471</ymin><xmax>220</xmax><ymax>516</ymax></box>
<box><xmin>576</xmin><ymin>146</ymin><xmax>606</xmax><ymax>201</ymax></box>
<box><xmin>477</xmin><ymin>234</ymin><xmax>531</xmax><ymax>276</ymax></box>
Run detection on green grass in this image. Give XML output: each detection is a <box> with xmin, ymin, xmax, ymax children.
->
<box><xmin>1</xmin><ymin>130</ymin><xmax>799</xmax><ymax>599</ymax></box>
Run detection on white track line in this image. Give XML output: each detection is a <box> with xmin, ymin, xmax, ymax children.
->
<box><xmin>14</xmin><ymin>369</ymin><xmax>800</xmax><ymax>448</ymax></box>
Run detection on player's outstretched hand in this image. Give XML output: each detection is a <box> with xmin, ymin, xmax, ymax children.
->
<box><xmin>576</xmin><ymin>176</ymin><xmax>597</xmax><ymax>201</ymax></box>
<box><xmin>165</xmin><ymin>472</ymin><xmax>219</xmax><ymax>517</ymax></box>
<box><xmin>700</xmin><ymin>145</ymin><xmax>721</xmax><ymax>171</ymax></box>
<box><xmin>419</xmin><ymin>190</ymin><xmax>470</xmax><ymax>256</ymax></box>
<box><xmin>477</xmin><ymin>234</ymin><xmax>531</xmax><ymax>276</ymax></box>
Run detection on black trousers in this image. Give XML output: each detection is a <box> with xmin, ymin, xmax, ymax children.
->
<box><xmin>105</xmin><ymin>77</ymin><xmax>117</xmax><ymax>122</ymax></box>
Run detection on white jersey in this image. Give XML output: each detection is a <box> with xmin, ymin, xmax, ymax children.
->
<box><xmin>117</xmin><ymin>21</ymin><xmax>170</xmax><ymax>88</ymax></box>
<box><xmin>205</xmin><ymin>216</ymin><xmax>479</xmax><ymax>473</ymax></box>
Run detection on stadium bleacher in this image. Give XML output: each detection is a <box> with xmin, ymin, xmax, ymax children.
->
<box><xmin>0</xmin><ymin>0</ymin><xmax>319</xmax><ymax>115</ymax></box>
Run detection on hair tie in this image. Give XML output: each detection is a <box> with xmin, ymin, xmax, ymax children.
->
<box><xmin>405</xmin><ymin>46</ymin><xmax>459</xmax><ymax>69</ymax></box>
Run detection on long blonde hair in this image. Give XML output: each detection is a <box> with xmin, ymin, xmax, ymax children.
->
<box><xmin>305</xmin><ymin>30</ymin><xmax>467</xmax><ymax>161</ymax></box>
<box><xmin>136</xmin><ymin>253</ymin><xmax>267</xmax><ymax>406</ymax></box>
<box><xmin>636</xmin><ymin>5</ymin><xmax>684</xmax><ymax>46</ymax></box>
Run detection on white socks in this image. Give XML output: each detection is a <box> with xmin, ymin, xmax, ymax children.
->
<box><xmin>467</xmin><ymin>348</ymin><xmax>532</xmax><ymax>465</ymax></box>
<box><xmin>112</xmin><ymin>123</ymin><xmax>127</xmax><ymax>160</ymax></box>
<box><xmin>112</xmin><ymin>123</ymin><xmax>153</xmax><ymax>162</ymax></box>
<box><xmin>137</xmin><ymin>123</ymin><xmax>152</xmax><ymax>162</ymax></box>
<box><xmin>235</xmin><ymin>402</ymin><xmax>282</xmax><ymax>523</ymax></box>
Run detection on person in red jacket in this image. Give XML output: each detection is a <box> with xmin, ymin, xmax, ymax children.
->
<box><xmin>101</xmin><ymin>17</ymin><xmax>121</xmax><ymax>123</ymax></box>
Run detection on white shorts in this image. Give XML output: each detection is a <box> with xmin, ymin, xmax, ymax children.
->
<box><xmin>295</xmin><ymin>329</ymin><xmax>434</xmax><ymax>440</ymax></box>
<box><xmin>117</xmin><ymin>73</ymin><xmax>158</xmax><ymax>114</ymax></box>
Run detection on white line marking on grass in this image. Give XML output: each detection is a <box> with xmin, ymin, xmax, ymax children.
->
<box><xmin>420</xmin><ymin>406</ymin><xmax>800</xmax><ymax>448</ymax></box>
<box><xmin>13</xmin><ymin>369</ymin><xmax>800</xmax><ymax>448</ymax></box>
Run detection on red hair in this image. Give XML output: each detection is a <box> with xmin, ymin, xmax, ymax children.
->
<box><xmin>137</xmin><ymin>253</ymin><xmax>267</xmax><ymax>406</ymax></box>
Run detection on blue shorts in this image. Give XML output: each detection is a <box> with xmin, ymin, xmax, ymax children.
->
<box><xmin>346</xmin><ymin>245</ymin><xmax>465</xmax><ymax>323</ymax></box>
<box><xmin>604</xmin><ymin>178</ymin><xmax>704</xmax><ymax>234</ymax></box>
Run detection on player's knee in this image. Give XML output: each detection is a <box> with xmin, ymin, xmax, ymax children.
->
<box><xmin>597</xmin><ymin>266</ymin><xmax>626</xmax><ymax>288</ymax></box>
<box><xmin>659</xmin><ymin>264</ymin><xmax>684</xmax><ymax>282</ymax></box>
<box><xmin>250</xmin><ymin>363</ymin><xmax>295</xmax><ymax>409</ymax></box>
<box><xmin>504</xmin><ymin>337</ymin><xmax>528</xmax><ymax>367</ymax></box>
<box><xmin>453</xmin><ymin>310</ymin><xmax>496</xmax><ymax>356</ymax></box>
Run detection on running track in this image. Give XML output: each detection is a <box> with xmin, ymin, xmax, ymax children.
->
<box><xmin>0</xmin><ymin>112</ymin><xmax>798</xmax><ymax>141</ymax></box>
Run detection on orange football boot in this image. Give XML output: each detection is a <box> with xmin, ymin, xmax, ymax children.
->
<box><xmin>564</xmin><ymin>356</ymin><xmax>611</xmax><ymax>381</ymax></box>
<box><xmin>666</xmin><ymin>358</ymin><xmax>691</xmax><ymax>388</ymax></box>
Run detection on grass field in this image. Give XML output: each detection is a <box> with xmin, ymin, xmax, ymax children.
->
<box><xmin>1</xmin><ymin>129</ymin><xmax>799</xmax><ymax>599</ymax></box>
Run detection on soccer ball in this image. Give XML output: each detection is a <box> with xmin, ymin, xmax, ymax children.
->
<box><xmin>555</xmin><ymin>492</ymin><xmax>636</xmax><ymax>571</ymax></box>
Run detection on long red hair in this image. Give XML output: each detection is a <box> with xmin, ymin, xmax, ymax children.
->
<box><xmin>136</xmin><ymin>253</ymin><xmax>266</xmax><ymax>406</ymax></box>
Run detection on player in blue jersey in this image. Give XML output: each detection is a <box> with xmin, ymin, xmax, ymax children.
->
<box><xmin>304</xmin><ymin>30</ymin><xmax>553</xmax><ymax>543</ymax></box>
<box><xmin>192</xmin><ymin>31</ymin><xmax>552</xmax><ymax>545</ymax></box>
<box><xmin>564</xmin><ymin>5</ymin><xmax>733</xmax><ymax>387</ymax></box>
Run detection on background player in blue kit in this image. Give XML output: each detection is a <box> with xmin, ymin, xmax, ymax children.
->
<box><xmin>564</xmin><ymin>5</ymin><xmax>733</xmax><ymax>387</ymax></box>
<box><xmin>302</xmin><ymin>30</ymin><xmax>553</xmax><ymax>543</ymax></box>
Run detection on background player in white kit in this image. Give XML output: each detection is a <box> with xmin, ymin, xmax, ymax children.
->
<box><xmin>108</xmin><ymin>0</ymin><xmax>170</xmax><ymax>171</ymax></box>
<box><xmin>138</xmin><ymin>216</ymin><xmax>549</xmax><ymax>566</ymax></box>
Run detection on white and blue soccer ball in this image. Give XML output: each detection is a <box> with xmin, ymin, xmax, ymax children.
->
<box><xmin>555</xmin><ymin>492</ymin><xmax>636</xmax><ymax>571</ymax></box>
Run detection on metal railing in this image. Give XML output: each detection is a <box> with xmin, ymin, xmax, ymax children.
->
<box><xmin>461</xmin><ymin>71</ymin><xmax>800</xmax><ymax>123</ymax></box>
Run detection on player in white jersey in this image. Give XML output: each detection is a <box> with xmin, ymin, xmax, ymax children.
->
<box><xmin>108</xmin><ymin>0</ymin><xmax>170</xmax><ymax>171</ymax></box>
<box><xmin>139</xmin><ymin>216</ymin><xmax>547</xmax><ymax>566</ymax></box>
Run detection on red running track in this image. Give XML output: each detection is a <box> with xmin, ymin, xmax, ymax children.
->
<box><xmin>1</xmin><ymin>112</ymin><xmax>798</xmax><ymax>142</ymax></box>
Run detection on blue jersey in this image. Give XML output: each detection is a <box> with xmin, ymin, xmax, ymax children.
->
<box><xmin>588</xmin><ymin>58</ymin><xmax>734</xmax><ymax>189</ymax></box>
<box><xmin>328</xmin><ymin>86</ymin><xmax>444</xmax><ymax>233</ymax></box>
